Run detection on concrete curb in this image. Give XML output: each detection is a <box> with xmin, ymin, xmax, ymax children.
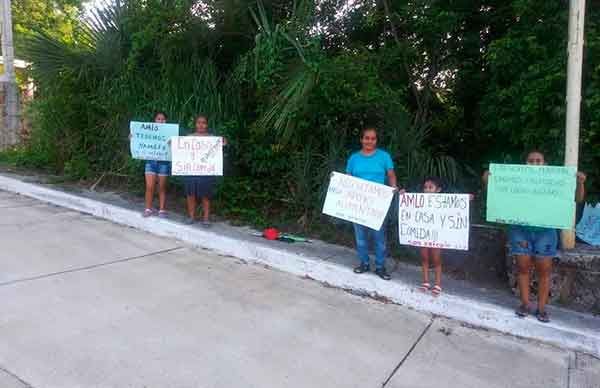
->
<box><xmin>1</xmin><ymin>174</ymin><xmax>599</xmax><ymax>357</ymax></box>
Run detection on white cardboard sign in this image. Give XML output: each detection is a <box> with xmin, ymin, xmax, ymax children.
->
<box><xmin>322</xmin><ymin>172</ymin><xmax>395</xmax><ymax>230</ymax></box>
<box><xmin>171</xmin><ymin>136</ymin><xmax>223</xmax><ymax>176</ymax></box>
<box><xmin>398</xmin><ymin>193</ymin><xmax>470</xmax><ymax>250</ymax></box>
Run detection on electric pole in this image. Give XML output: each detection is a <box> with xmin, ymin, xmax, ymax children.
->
<box><xmin>0</xmin><ymin>0</ymin><xmax>19</xmax><ymax>149</ymax></box>
<box><xmin>561</xmin><ymin>0</ymin><xmax>586</xmax><ymax>250</ymax></box>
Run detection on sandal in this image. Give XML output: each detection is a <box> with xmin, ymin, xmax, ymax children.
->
<box><xmin>535</xmin><ymin>309</ymin><xmax>550</xmax><ymax>323</ymax></box>
<box><xmin>142</xmin><ymin>208</ymin><xmax>155</xmax><ymax>217</ymax></box>
<box><xmin>515</xmin><ymin>304</ymin><xmax>530</xmax><ymax>318</ymax></box>
<box><xmin>158</xmin><ymin>210</ymin><xmax>168</xmax><ymax>218</ymax></box>
<box><xmin>431</xmin><ymin>285</ymin><xmax>442</xmax><ymax>296</ymax></box>
<box><xmin>418</xmin><ymin>283</ymin><xmax>431</xmax><ymax>293</ymax></box>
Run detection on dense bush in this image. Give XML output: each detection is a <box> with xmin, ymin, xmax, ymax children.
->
<box><xmin>8</xmin><ymin>0</ymin><xmax>600</xmax><ymax>229</ymax></box>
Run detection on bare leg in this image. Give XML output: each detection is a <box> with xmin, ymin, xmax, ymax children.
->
<box><xmin>158</xmin><ymin>175</ymin><xmax>168</xmax><ymax>211</ymax></box>
<box><xmin>420</xmin><ymin>248</ymin><xmax>430</xmax><ymax>284</ymax></box>
<box><xmin>431</xmin><ymin>248</ymin><xmax>442</xmax><ymax>287</ymax></box>
<box><xmin>535</xmin><ymin>258</ymin><xmax>553</xmax><ymax>313</ymax></box>
<box><xmin>186</xmin><ymin>195</ymin><xmax>197</xmax><ymax>219</ymax></box>
<box><xmin>201</xmin><ymin>197</ymin><xmax>211</xmax><ymax>222</ymax></box>
<box><xmin>516</xmin><ymin>254</ymin><xmax>533</xmax><ymax>307</ymax></box>
<box><xmin>144</xmin><ymin>174</ymin><xmax>156</xmax><ymax>209</ymax></box>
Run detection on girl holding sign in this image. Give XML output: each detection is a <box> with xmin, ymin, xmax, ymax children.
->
<box><xmin>142</xmin><ymin>111</ymin><xmax>171</xmax><ymax>218</ymax></box>
<box><xmin>347</xmin><ymin>127</ymin><xmax>398</xmax><ymax>280</ymax></box>
<box><xmin>418</xmin><ymin>177</ymin><xmax>444</xmax><ymax>296</ymax></box>
<box><xmin>415</xmin><ymin>177</ymin><xmax>473</xmax><ymax>296</ymax></box>
<box><xmin>483</xmin><ymin>150</ymin><xmax>586</xmax><ymax>323</ymax></box>
<box><xmin>183</xmin><ymin>115</ymin><xmax>224</xmax><ymax>226</ymax></box>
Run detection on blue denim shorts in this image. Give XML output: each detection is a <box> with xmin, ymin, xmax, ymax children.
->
<box><xmin>508</xmin><ymin>226</ymin><xmax>558</xmax><ymax>258</ymax></box>
<box><xmin>144</xmin><ymin>161</ymin><xmax>171</xmax><ymax>176</ymax></box>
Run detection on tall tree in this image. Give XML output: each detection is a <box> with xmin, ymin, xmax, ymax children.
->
<box><xmin>13</xmin><ymin>0</ymin><xmax>84</xmax><ymax>56</ymax></box>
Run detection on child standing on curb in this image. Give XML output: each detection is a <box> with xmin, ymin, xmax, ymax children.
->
<box><xmin>417</xmin><ymin>177</ymin><xmax>444</xmax><ymax>296</ymax></box>
<box><xmin>414</xmin><ymin>177</ymin><xmax>473</xmax><ymax>296</ymax></box>
<box><xmin>140</xmin><ymin>111</ymin><xmax>171</xmax><ymax>218</ymax></box>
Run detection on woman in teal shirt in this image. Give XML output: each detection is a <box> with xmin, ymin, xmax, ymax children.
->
<box><xmin>346</xmin><ymin>127</ymin><xmax>398</xmax><ymax>280</ymax></box>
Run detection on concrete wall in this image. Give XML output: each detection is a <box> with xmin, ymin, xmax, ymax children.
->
<box><xmin>0</xmin><ymin>61</ymin><xmax>31</xmax><ymax>151</ymax></box>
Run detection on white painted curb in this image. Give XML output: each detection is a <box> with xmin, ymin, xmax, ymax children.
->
<box><xmin>1</xmin><ymin>174</ymin><xmax>599</xmax><ymax>357</ymax></box>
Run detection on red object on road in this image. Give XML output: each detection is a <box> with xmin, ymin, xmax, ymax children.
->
<box><xmin>263</xmin><ymin>228</ymin><xmax>280</xmax><ymax>240</ymax></box>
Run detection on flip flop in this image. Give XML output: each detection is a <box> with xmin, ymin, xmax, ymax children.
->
<box><xmin>515</xmin><ymin>304</ymin><xmax>530</xmax><ymax>318</ymax></box>
<box><xmin>418</xmin><ymin>283</ymin><xmax>431</xmax><ymax>293</ymax></box>
<box><xmin>535</xmin><ymin>309</ymin><xmax>550</xmax><ymax>323</ymax></box>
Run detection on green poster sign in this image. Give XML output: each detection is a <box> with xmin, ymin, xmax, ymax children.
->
<box><xmin>486</xmin><ymin>164</ymin><xmax>577</xmax><ymax>229</ymax></box>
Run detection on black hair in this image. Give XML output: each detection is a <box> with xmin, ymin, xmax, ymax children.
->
<box><xmin>154</xmin><ymin>111</ymin><xmax>167</xmax><ymax>120</ymax></box>
<box><xmin>360</xmin><ymin>126</ymin><xmax>378</xmax><ymax>138</ymax></box>
<box><xmin>195</xmin><ymin>114</ymin><xmax>208</xmax><ymax>123</ymax></box>
<box><xmin>524</xmin><ymin>149</ymin><xmax>545</xmax><ymax>161</ymax></box>
<box><xmin>423</xmin><ymin>176</ymin><xmax>444</xmax><ymax>192</ymax></box>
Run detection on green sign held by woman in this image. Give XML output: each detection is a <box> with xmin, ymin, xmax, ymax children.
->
<box><xmin>486</xmin><ymin>163</ymin><xmax>577</xmax><ymax>230</ymax></box>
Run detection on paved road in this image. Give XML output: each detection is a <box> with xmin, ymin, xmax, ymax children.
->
<box><xmin>1</xmin><ymin>190</ymin><xmax>598</xmax><ymax>388</ymax></box>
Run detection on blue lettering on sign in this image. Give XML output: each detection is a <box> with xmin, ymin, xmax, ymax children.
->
<box><xmin>130</xmin><ymin>121</ymin><xmax>179</xmax><ymax>161</ymax></box>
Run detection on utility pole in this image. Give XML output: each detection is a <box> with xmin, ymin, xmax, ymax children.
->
<box><xmin>561</xmin><ymin>0</ymin><xmax>586</xmax><ymax>250</ymax></box>
<box><xmin>0</xmin><ymin>0</ymin><xmax>19</xmax><ymax>149</ymax></box>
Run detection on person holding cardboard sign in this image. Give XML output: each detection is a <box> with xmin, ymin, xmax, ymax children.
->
<box><xmin>347</xmin><ymin>127</ymin><xmax>398</xmax><ymax>280</ymax></box>
<box><xmin>418</xmin><ymin>177</ymin><xmax>443</xmax><ymax>296</ymax></box>
<box><xmin>140</xmin><ymin>111</ymin><xmax>171</xmax><ymax>218</ymax></box>
<box><xmin>406</xmin><ymin>177</ymin><xmax>474</xmax><ymax>297</ymax></box>
<box><xmin>483</xmin><ymin>150</ymin><xmax>586</xmax><ymax>323</ymax></box>
<box><xmin>183</xmin><ymin>115</ymin><xmax>226</xmax><ymax>226</ymax></box>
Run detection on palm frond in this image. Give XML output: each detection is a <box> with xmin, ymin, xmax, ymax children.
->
<box><xmin>23</xmin><ymin>0</ymin><xmax>124</xmax><ymax>84</ymax></box>
<box><xmin>23</xmin><ymin>32</ymin><xmax>89</xmax><ymax>83</ymax></box>
<box><xmin>255</xmin><ymin>66</ymin><xmax>317</xmax><ymax>142</ymax></box>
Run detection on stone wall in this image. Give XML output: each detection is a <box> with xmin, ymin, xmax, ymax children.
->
<box><xmin>442</xmin><ymin>224</ymin><xmax>507</xmax><ymax>286</ymax></box>
<box><xmin>0</xmin><ymin>80</ymin><xmax>25</xmax><ymax>150</ymax></box>
<box><xmin>506</xmin><ymin>244</ymin><xmax>600</xmax><ymax>314</ymax></box>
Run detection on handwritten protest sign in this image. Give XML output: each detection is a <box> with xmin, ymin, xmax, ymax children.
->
<box><xmin>486</xmin><ymin>164</ymin><xmax>576</xmax><ymax>229</ymax></box>
<box><xmin>398</xmin><ymin>193</ymin><xmax>470</xmax><ymax>250</ymax></box>
<box><xmin>322</xmin><ymin>172</ymin><xmax>395</xmax><ymax>230</ymax></box>
<box><xmin>171</xmin><ymin>136</ymin><xmax>223</xmax><ymax>176</ymax></box>
<box><xmin>130</xmin><ymin>121</ymin><xmax>179</xmax><ymax>161</ymax></box>
<box><xmin>576</xmin><ymin>203</ymin><xmax>600</xmax><ymax>246</ymax></box>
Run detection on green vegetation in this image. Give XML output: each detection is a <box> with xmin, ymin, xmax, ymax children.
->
<box><xmin>13</xmin><ymin>0</ymin><xmax>82</xmax><ymax>54</ymax></box>
<box><xmin>7</xmin><ymin>0</ymin><xmax>600</xmax><ymax>231</ymax></box>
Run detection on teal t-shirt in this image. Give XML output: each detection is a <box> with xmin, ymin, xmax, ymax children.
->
<box><xmin>346</xmin><ymin>149</ymin><xmax>394</xmax><ymax>184</ymax></box>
